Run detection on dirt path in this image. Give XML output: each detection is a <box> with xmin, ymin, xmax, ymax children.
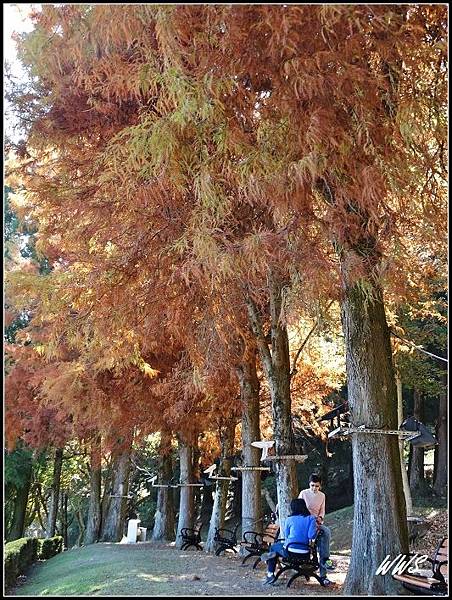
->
<box><xmin>9</xmin><ymin>542</ymin><xmax>349</xmax><ymax>596</ymax></box>
<box><xmin>156</xmin><ymin>545</ymin><xmax>349</xmax><ymax>596</ymax></box>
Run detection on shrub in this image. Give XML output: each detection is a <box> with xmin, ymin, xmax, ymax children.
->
<box><xmin>4</xmin><ymin>535</ymin><xmax>63</xmax><ymax>589</ymax></box>
<box><xmin>4</xmin><ymin>537</ymin><xmax>39</xmax><ymax>588</ymax></box>
<box><xmin>37</xmin><ymin>536</ymin><xmax>64</xmax><ymax>560</ymax></box>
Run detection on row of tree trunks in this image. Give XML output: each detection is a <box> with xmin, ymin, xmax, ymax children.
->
<box><xmin>341</xmin><ymin>261</ymin><xmax>409</xmax><ymax>595</ymax></box>
<box><xmin>205</xmin><ymin>421</ymin><xmax>236</xmax><ymax>552</ymax></box>
<box><xmin>152</xmin><ymin>431</ymin><xmax>175</xmax><ymax>541</ymax></box>
<box><xmin>175</xmin><ymin>435</ymin><xmax>196</xmax><ymax>549</ymax></box>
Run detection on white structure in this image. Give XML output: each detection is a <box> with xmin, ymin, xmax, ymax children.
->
<box><xmin>203</xmin><ymin>464</ymin><xmax>217</xmax><ymax>477</ymax></box>
<box><xmin>251</xmin><ymin>440</ymin><xmax>275</xmax><ymax>460</ymax></box>
<box><xmin>126</xmin><ymin>519</ymin><xmax>141</xmax><ymax>543</ymax></box>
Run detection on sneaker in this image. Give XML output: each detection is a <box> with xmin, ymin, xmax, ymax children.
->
<box><xmin>263</xmin><ymin>574</ymin><xmax>277</xmax><ymax>585</ymax></box>
<box><xmin>325</xmin><ymin>559</ymin><xmax>335</xmax><ymax>571</ymax></box>
<box><xmin>320</xmin><ymin>577</ymin><xmax>332</xmax><ymax>587</ymax></box>
<box><xmin>260</xmin><ymin>551</ymin><xmax>277</xmax><ymax>562</ymax></box>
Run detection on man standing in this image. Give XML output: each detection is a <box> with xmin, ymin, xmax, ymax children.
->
<box><xmin>298</xmin><ymin>473</ymin><xmax>335</xmax><ymax>581</ymax></box>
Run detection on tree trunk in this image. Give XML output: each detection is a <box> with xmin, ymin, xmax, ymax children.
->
<box><xmin>7</xmin><ymin>455</ymin><xmax>33</xmax><ymax>541</ymax></box>
<box><xmin>152</xmin><ymin>431</ymin><xmax>176</xmax><ymax>541</ymax></box>
<box><xmin>396</xmin><ymin>373</ymin><xmax>412</xmax><ymax>515</ymax></box>
<box><xmin>76</xmin><ymin>508</ymin><xmax>86</xmax><ymax>546</ymax></box>
<box><xmin>199</xmin><ymin>486</ymin><xmax>214</xmax><ymax>524</ymax></box>
<box><xmin>433</xmin><ymin>373</ymin><xmax>447</xmax><ymax>496</ymax></box>
<box><xmin>205</xmin><ymin>420</ymin><xmax>236</xmax><ymax>552</ymax></box>
<box><xmin>236</xmin><ymin>347</ymin><xmax>263</xmax><ymax>545</ymax></box>
<box><xmin>61</xmin><ymin>491</ymin><xmax>68</xmax><ymax>549</ymax></box>
<box><xmin>341</xmin><ymin>264</ymin><xmax>408</xmax><ymax>595</ymax></box>
<box><xmin>100</xmin><ymin>440</ymin><xmax>132</xmax><ymax>542</ymax></box>
<box><xmin>246</xmin><ymin>272</ymin><xmax>297</xmax><ymax>527</ymax></box>
<box><xmin>262</xmin><ymin>488</ymin><xmax>277</xmax><ymax>514</ymax></box>
<box><xmin>230</xmin><ymin>476</ymin><xmax>242</xmax><ymax>521</ymax></box>
<box><xmin>46</xmin><ymin>447</ymin><xmax>64</xmax><ymax>538</ymax></box>
<box><xmin>409</xmin><ymin>389</ymin><xmax>425</xmax><ymax>496</ymax></box>
<box><xmin>85</xmin><ymin>440</ymin><xmax>102</xmax><ymax>544</ymax></box>
<box><xmin>175</xmin><ymin>436</ymin><xmax>196</xmax><ymax>549</ymax></box>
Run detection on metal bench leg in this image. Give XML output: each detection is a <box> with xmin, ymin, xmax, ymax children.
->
<box><xmin>287</xmin><ymin>571</ymin><xmax>302</xmax><ymax>588</ymax></box>
<box><xmin>273</xmin><ymin>565</ymin><xmax>290</xmax><ymax>583</ymax></box>
<box><xmin>253</xmin><ymin>557</ymin><xmax>262</xmax><ymax>569</ymax></box>
<box><xmin>241</xmin><ymin>552</ymin><xmax>256</xmax><ymax>566</ymax></box>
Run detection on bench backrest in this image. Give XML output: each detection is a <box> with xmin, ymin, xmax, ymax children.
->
<box><xmin>434</xmin><ymin>537</ymin><xmax>448</xmax><ymax>579</ymax></box>
<box><xmin>262</xmin><ymin>522</ymin><xmax>279</xmax><ymax>544</ymax></box>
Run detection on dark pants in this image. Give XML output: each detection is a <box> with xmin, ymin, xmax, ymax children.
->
<box><xmin>266</xmin><ymin>537</ymin><xmax>328</xmax><ymax>578</ymax></box>
<box><xmin>266</xmin><ymin>541</ymin><xmax>290</xmax><ymax>574</ymax></box>
<box><xmin>317</xmin><ymin>525</ymin><xmax>331</xmax><ymax>578</ymax></box>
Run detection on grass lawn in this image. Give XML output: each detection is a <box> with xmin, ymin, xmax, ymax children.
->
<box><xmin>7</xmin><ymin>541</ymin><xmax>345</xmax><ymax>596</ymax></box>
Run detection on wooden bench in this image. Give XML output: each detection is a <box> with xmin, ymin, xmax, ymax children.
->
<box><xmin>214</xmin><ymin>522</ymin><xmax>241</xmax><ymax>555</ymax></box>
<box><xmin>180</xmin><ymin>522</ymin><xmax>204</xmax><ymax>551</ymax></box>
<box><xmin>273</xmin><ymin>537</ymin><xmax>324</xmax><ymax>588</ymax></box>
<box><xmin>240</xmin><ymin>520</ymin><xmax>280</xmax><ymax>568</ymax></box>
<box><xmin>393</xmin><ymin>537</ymin><xmax>448</xmax><ymax>596</ymax></box>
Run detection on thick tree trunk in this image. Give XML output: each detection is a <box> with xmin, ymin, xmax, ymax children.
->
<box><xmin>205</xmin><ymin>421</ymin><xmax>236</xmax><ymax>552</ymax></box>
<box><xmin>269</xmin><ymin>274</ymin><xmax>298</xmax><ymax>525</ymax></box>
<box><xmin>85</xmin><ymin>440</ymin><xmax>102</xmax><ymax>544</ymax></box>
<box><xmin>100</xmin><ymin>441</ymin><xmax>132</xmax><ymax>542</ymax></box>
<box><xmin>46</xmin><ymin>448</ymin><xmax>64</xmax><ymax>538</ymax></box>
<box><xmin>152</xmin><ymin>432</ymin><xmax>176</xmax><ymax>541</ymax></box>
<box><xmin>433</xmin><ymin>373</ymin><xmax>447</xmax><ymax>496</ymax></box>
<box><xmin>409</xmin><ymin>389</ymin><xmax>425</xmax><ymax>496</ymax></box>
<box><xmin>341</xmin><ymin>265</ymin><xmax>408</xmax><ymax>595</ymax></box>
<box><xmin>246</xmin><ymin>272</ymin><xmax>297</xmax><ymax>527</ymax></box>
<box><xmin>396</xmin><ymin>374</ymin><xmax>412</xmax><ymax>515</ymax></box>
<box><xmin>175</xmin><ymin>436</ymin><xmax>196</xmax><ymax>549</ymax></box>
<box><xmin>236</xmin><ymin>347</ymin><xmax>263</xmax><ymax>543</ymax></box>
<box><xmin>7</xmin><ymin>456</ymin><xmax>33</xmax><ymax>541</ymax></box>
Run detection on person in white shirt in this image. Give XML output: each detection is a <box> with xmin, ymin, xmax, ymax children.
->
<box><xmin>298</xmin><ymin>473</ymin><xmax>335</xmax><ymax>579</ymax></box>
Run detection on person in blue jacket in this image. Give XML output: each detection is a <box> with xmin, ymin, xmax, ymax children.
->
<box><xmin>261</xmin><ymin>497</ymin><xmax>331</xmax><ymax>586</ymax></box>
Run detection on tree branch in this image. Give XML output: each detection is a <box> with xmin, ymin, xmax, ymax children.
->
<box><xmin>244</xmin><ymin>294</ymin><xmax>273</xmax><ymax>377</ymax></box>
<box><xmin>290</xmin><ymin>300</ymin><xmax>335</xmax><ymax>379</ymax></box>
